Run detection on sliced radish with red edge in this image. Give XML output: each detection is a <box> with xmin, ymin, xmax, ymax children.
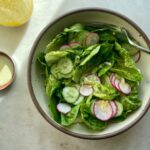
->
<box><xmin>118</xmin><ymin>79</ymin><xmax>131</xmax><ymax>95</ymax></box>
<box><xmin>69</xmin><ymin>42</ymin><xmax>80</xmax><ymax>48</ymax></box>
<box><xmin>114</xmin><ymin>78</ymin><xmax>121</xmax><ymax>91</ymax></box>
<box><xmin>109</xmin><ymin>101</ymin><xmax>118</xmax><ymax>117</ymax></box>
<box><xmin>60</xmin><ymin>45</ymin><xmax>71</xmax><ymax>50</ymax></box>
<box><xmin>110</xmin><ymin>74</ymin><xmax>116</xmax><ymax>88</ymax></box>
<box><xmin>80</xmin><ymin>84</ymin><xmax>93</xmax><ymax>96</ymax></box>
<box><xmin>94</xmin><ymin>100</ymin><xmax>113</xmax><ymax>121</ymax></box>
<box><xmin>109</xmin><ymin>73</ymin><xmax>114</xmax><ymax>81</ymax></box>
<box><xmin>57</xmin><ymin>103</ymin><xmax>71</xmax><ymax>114</ymax></box>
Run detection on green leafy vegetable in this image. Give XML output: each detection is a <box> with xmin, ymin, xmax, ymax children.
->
<box><xmin>45</xmin><ymin>51</ymin><xmax>69</xmax><ymax>66</ymax></box>
<box><xmin>111</xmin><ymin>67</ymin><xmax>142</xmax><ymax>82</ymax></box>
<box><xmin>93</xmin><ymin>84</ymin><xmax>118</xmax><ymax>100</ymax></box>
<box><xmin>80</xmin><ymin>102</ymin><xmax>107</xmax><ymax>130</ymax></box>
<box><xmin>61</xmin><ymin>104</ymin><xmax>80</xmax><ymax>126</ymax></box>
<box><xmin>121</xmin><ymin>96</ymin><xmax>141</xmax><ymax>114</ymax></box>
<box><xmin>64</xmin><ymin>23</ymin><xmax>84</xmax><ymax>33</ymax></box>
<box><xmin>80</xmin><ymin>45</ymin><xmax>101</xmax><ymax>66</ymax></box>
<box><xmin>98</xmin><ymin>54</ymin><xmax>114</xmax><ymax>76</ymax></box>
<box><xmin>48</xmin><ymin>95</ymin><xmax>60</xmax><ymax>123</ymax></box>
<box><xmin>37</xmin><ymin>23</ymin><xmax>143</xmax><ymax>131</ymax></box>
<box><xmin>45</xmin><ymin>33</ymin><xmax>67</xmax><ymax>53</ymax></box>
<box><xmin>46</xmin><ymin>75</ymin><xmax>60</xmax><ymax>96</ymax></box>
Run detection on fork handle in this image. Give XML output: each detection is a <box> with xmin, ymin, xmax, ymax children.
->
<box><xmin>131</xmin><ymin>42</ymin><xmax>150</xmax><ymax>54</ymax></box>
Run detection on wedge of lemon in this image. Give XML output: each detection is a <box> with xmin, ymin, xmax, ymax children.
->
<box><xmin>0</xmin><ymin>0</ymin><xmax>33</xmax><ymax>27</ymax></box>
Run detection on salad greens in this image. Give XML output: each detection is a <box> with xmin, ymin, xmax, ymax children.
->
<box><xmin>37</xmin><ymin>23</ymin><xmax>142</xmax><ymax>130</ymax></box>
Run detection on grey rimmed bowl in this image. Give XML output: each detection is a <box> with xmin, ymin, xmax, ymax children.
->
<box><xmin>28</xmin><ymin>8</ymin><xmax>150</xmax><ymax>139</ymax></box>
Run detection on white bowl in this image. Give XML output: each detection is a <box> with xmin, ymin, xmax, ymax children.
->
<box><xmin>28</xmin><ymin>8</ymin><xmax>150</xmax><ymax>139</ymax></box>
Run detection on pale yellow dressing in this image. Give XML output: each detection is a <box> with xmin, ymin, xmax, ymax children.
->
<box><xmin>0</xmin><ymin>55</ymin><xmax>13</xmax><ymax>87</ymax></box>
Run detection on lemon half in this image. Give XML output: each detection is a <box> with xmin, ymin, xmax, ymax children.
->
<box><xmin>0</xmin><ymin>0</ymin><xmax>33</xmax><ymax>27</ymax></box>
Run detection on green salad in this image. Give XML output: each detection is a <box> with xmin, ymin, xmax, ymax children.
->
<box><xmin>37</xmin><ymin>23</ymin><xmax>142</xmax><ymax>130</ymax></box>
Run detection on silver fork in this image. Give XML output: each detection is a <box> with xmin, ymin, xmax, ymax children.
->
<box><xmin>122</xmin><ymin>28</ymin><xmax>150</xmax><ymax>54</ymax></box>
<box><xmin>86</xmin><ymin>22</ymin><xmax>150</xmax><ymax>54</ymax></box>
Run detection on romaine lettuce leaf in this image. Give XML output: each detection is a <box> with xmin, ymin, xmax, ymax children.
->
<box><xmin>121</xmin><ymin>96</ymin><xmax>141</xmax><ymax>114</ymax></box>
<box><xmin>37</xmin><ymin>52</ymin><xmax>49</xmax><ymax>79</ymax></box>
<box><xmin>121</xmin><ymin>43</ymin><xmax>139</xmax><ymax>56</ymax></box>
<box><xmin>45</xmin><ymin>24</ymin><xmax>84</xmax><ymax>53</ymax></box>
<box><xmin>93</xmin><ymin>83</ymin><xmax>118</xmax><ymax>100</ymax></box>
<box><xmin>61</xmin><ymin>104</ymin><xmax>80</xmax><ymax>126</ymax></box>
<box><xmin>37</xmin><ymin>52</ymin><xmax>46</xmax><ymax>66</ymax></box>
<box><xmin>96</xmin><ymin>43</ymin><xmax>113</xmax><ymax>63</ymax></box>
<box><xmin>98</xmin><ymin>54</ymin><xmax>114</xmax><ymax>76</ymax></box>
<box><xmin>111</xmin><ymin>67</ymin><xmax>142</xmax><ymax>82</ymax></box>
<box><xmin>45</xmin><ymin>33</ymin><xmax>67</xmax><ymax>53</ymax></box>
<box><xmin>64</xmin><ymin>23</ymin><xmax>84</xmax><ymax>33</ymax></box>
<box><xmin>80</xmin><ymin>102</ymin><xmax>107</xmax><ymax>130</ymax></box>
<box><xmin>48</xmin><ymin>95</ymin><xmax>60</xmax><ymax>123</ymax></box>
<box><xmin>114</xmin><ymin>42</ymin><xmax>135</xmax><ymax>68</ymax></box>
<box><xmin>80</xmin><ymin>45</ymin><xmax>101</xmax><ymax>66</ymax></box>
<box><xmin>100</xmin><ymin>31</ymin><xmax>116</xmax><ymax>42</ymax></box>
<box><xmin>46</xmin><ymin>75</ymin><xmax>60</xmax><ymax>96</ymax></box>
<box><xmin>113</xmin><ymin>42</ymin><xmax>142</xmax><ymax>82</ymax></box>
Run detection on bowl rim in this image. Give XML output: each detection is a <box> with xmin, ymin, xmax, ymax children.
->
<box><xmin>0</xmin><ymin>51</ymin><xmax>15</xmax><ymax>91</ymax></box>
<box><xmin>28</xmin><ymin>8</ymin><xmax>150</xmax><ymax>140</ymax></box>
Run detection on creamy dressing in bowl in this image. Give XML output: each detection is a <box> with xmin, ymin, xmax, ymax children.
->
<box><xmin>0</xmin><ymin>52</ymin><xmax>15</xmax><ymax>90</ymax></box>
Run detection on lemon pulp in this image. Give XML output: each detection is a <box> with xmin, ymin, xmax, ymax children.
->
<box><xmin>0</xmin><ymin>0</ymin><xmax>33</xmax><ymax>27</ymax></box>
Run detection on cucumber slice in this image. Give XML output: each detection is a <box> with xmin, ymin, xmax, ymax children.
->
<box><xmin>45</xmin><ymin>51</ymin><xmax>68</xmax><ymax>66</ymax></box>
<box><xmin>51</xmin><ymin>64</ymin><xmax>73</xmax><ymax>79</ymax></box>
<box><xmin>62</xmin><ymin>86</ymin><xmax>79</xmax><ymax>103</ymax></box>
<box><xmin>57</xmin><ymin>58</ymin><xmax>73</xmax><ymax>74</ymax></box>
<box><xmin>115</xmin><ymin>101</ymin><xmax>123</xmax><ymax>117</ymax></box>
<box><xmin>58</xmin><ymin>72</ymin><xmax>72</xmax><ymax>79</ymax></box>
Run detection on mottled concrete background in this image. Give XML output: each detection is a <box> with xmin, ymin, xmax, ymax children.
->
<box><xmin>0</xmin><ymin>0</ymin><xmax>150</xmax><ymax>150</ymax></box>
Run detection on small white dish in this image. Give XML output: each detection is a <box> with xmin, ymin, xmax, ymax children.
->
<box><xmin>0</xmin><ymin>51</ymin><xmax>15</xmax><ymax>91</ymax></box>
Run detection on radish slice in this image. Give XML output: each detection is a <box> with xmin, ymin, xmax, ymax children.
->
<box><xmin>133</xmin><ymin>50</ymin><xmax>141</xmax><ymax>63</ymax></box>
<box><xmin>60</xmin><ymin>44</ymin><xmax>71</xmax><ymax>50</ymax></box>
<box><xmin>110</xmin><ymin>74</ymin><xmax>116</xmax><ymax>88</ymax></box>
<box><xmin>57</xmin><ymin>103</ymin><xmax>71</xmax><ymax>114</ymax></box>
<box><xmin>109</xmin><ymin>73</ymin><xmax>115</xmax><ymax>84</ymax></box>
<box><xmin>69</xmin><ymin>42</ymin><xmax>80</xmax><ymax>48</ymax></box>
<box><xmin>118</xmin><ymin>80</ymin><xmax>131</xmax><ymax>95</ymax></box>
<box><xmin>94</xmin><ymin>100</ymin><xmax>113</xmax><ymax>121</ymax></box>
<box><xmin>85</xmin><ymin>33</ymin><xmax>99</xmax><ymax>47</ymax></box>
<box><xmin>80</xmin><ymin>84</ymin><xmax>93</xmax><ymax>96</ymax></box>
<box><xmin>110</xmin><ymin>73</ymin><xmax>114</xmax><ymax>81</ymax></box>
<box><xmin>114</xmin><ymin>78</ymin><xmax>120</xmax><ymax>91</ymax></box>
<box><xmin>109</xmin><ymin>101</ymin><xmax>118</xmax><ymax>117</ymax></box>
<box><xmin>110</xmin><ymin>74</ymin><xmax>131</xmax><ymax>94</ymax></box>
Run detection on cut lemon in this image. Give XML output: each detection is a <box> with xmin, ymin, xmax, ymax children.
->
<box><xmin>0</xmin><ymin>0</ymin><xmax>33</xmax><ymax>27</ymax></box>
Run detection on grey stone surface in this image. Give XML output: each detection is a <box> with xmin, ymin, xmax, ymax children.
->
<box><xmin>0</xmin><ymin>0</ymin><xmax>150</xmax><ymax>149</ymax></box>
